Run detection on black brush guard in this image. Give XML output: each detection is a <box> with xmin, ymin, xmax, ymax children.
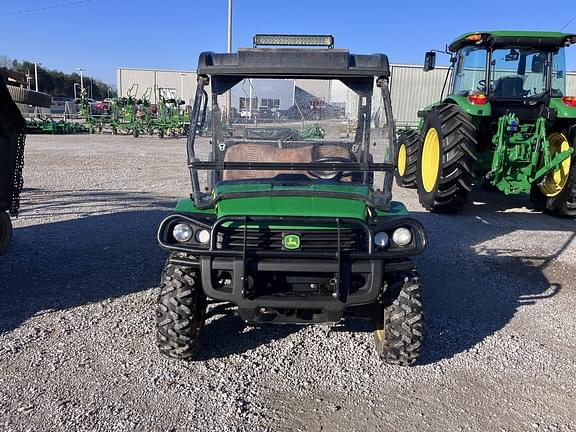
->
<box><xmin>159</xmin><ymin>214</ymin><xmax>426</xmax><ymax>323</ymax></box>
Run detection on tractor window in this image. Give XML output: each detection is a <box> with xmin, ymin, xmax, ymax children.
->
<box><xmin>453</xmin><ymin>46</ymin><xmax>487</xmax><ymax>96</ymax></box>
<box><xmin>489</xmin><ymin>48</ymin><xmax>552</xmax><ymax>98</ymax></box>
<box><xmin>551</xmin><ymin>49</ymin><xmax>567</xmax><ymax>97</ymax></box>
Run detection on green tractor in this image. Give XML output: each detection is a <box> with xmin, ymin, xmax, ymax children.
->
<box><xmin>396</xmin><ymin>31</ymin><xmax>576</xmax><ymax>216</ymax></box>
<box><xmin>154</xmin><ymin>34</ymin><xmax>427</xmax><ymax>366</ymax></box>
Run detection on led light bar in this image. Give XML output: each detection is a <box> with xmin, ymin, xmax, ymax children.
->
<box><xmin>253</xmin><ymin>34</ymin><xmax>334</xmax><ymax>48</ymax></box>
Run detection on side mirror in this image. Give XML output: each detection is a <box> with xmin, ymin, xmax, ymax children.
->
<box><xmin>424</xmin><ymin>51</ymin><xmax>436</xmax><ymax>72</ymax></box>
<box><xmin>531</xmin><ymin>54</ymin><xmax>546</xmax><ymax>73</ymax></box>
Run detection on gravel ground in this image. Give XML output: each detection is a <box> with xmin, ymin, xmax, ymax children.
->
<box><xmin>1</xmin><ymin>134</ymin><xmax>575</xmax><ymax>432</ymax></box>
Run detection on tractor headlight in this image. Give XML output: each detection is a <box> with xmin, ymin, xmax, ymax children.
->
<box><xmin>374</xmin><ymin>232</ymin><xmax>389</xmax><ymax>248</ymax></box>
<box><xmin>195</xmin><ymin>229</ymin><xmax>211</xmax><ymax>244</ymax></box>
<box><xmin>392</xmin><ymin>227</ymin><xmax>412</xmax><ymax>246</ymax></box>
<box><xmin>173</xmin><ymin>223</ymin><xmax>193</xmax><ymax>242</ymax></box>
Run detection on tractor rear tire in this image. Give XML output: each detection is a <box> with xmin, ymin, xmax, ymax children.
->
<box><xmin>7</xmin><ymin>86</ymin><xmax>52</xmax><ymax>108</ymax></box>
<box><xmin>530</xmin><ymin>132</ymin><xmax>576</xmax><ymax>218</ymax></box>
<box><xmin>416</xmin><ymin>104</ymin><xmax>477</xmax><ymax>213</ymax></box>
<box><xmin>156</xmin><ymin>253</ymin><xmax>207</xmax><ymax>360</ymax></box>
<box><xmin>374</xmin><ymin>271</ymin><xmax>423</xmax><ymax>366</ymax></box>
<box><xmin>395</xmin><ymin>129</ymin><xmax>419</xmax><ymax>188</ymax></box>
<box><xmin>0</xmin><ymin>212</ymin><xmax>13</xmax><ymax>255</ymax></box>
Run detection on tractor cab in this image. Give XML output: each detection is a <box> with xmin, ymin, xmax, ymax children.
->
<box><xmin>443</xmin><ymin>32</ymin><xmax>576</xmax><ymax>122</ymax></box>
<box><xmin>397</xmin><ymin>31</ymin><xmax>576</xmax><ymax>216</ymax></box>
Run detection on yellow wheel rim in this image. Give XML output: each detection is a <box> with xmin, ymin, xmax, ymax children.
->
<box><xmin>421</xmin><ymin>128</ymin><xmax>441</xmax><ymax>193</ymax></box>
<box><xmin>398</xmin><ymin>144</ymin><xmax>407</xmax><ymax>177</ymax></box>
<box><xmin>539</xmin><ymin>133</ymin><xmax>571</xmax><ymax>197</ymax></box>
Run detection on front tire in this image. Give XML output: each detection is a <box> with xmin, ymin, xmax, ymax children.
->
<box><xmin>395</xmin><ymin>129</ymin><xmax>419</xmax><ymax>188</ymax></box>
<box><xmin>416</xmin><ymin>104</ymin><xmax>477</xmax><ymax>213</ymax></box>
<box><xmin>156</xmin><ymin>253</ymin><xmax>207</xmax><ymax>360</ymax></box>
<box><xmin>0</xmin><ymin>212</ymin><xmax>13</xmax><ymax>255</ymax></box>
<box><xmin>530</xmin><ymin>132</ymin><xmax>576</xmax><ymax>218</ymax></box>
<box><xmin>374</xmin><ymin>271</ymin><xmax>423</xmax><ymax>366</ymax></box>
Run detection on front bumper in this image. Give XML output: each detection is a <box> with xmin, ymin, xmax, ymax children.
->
<box><xmin>159</xmin><ymin>214</ymin><xmax>426</xmax><ymax>323</ymax></box>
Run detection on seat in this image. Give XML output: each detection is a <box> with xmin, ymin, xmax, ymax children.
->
<box><xmin>493</xmin><ymin>76</ymin><xmax>525</xmax><ymax>98</ymax></box>
<box><xmin>222</xmin><ymin>143</ymin><xmax>313</xmax><ymax>181</ymax></box>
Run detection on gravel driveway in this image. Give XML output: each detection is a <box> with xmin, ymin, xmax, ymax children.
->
<box><xmin>1</xmin><ymin>135</ymin><xmax>575</xmax><ymax>432</ymax></box>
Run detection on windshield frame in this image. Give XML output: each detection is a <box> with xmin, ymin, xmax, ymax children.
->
<box><xmin>185</xmin><ymin>74</ymin><xmax>395</xmax><ymax>208</ymax></box>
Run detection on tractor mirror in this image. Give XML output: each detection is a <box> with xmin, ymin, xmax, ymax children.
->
<box><xmin>424</xmin><ymin>51</ymin><xmax>436</xmax><ymax>72</ymax></box>
<box><xmin>531</xmin><ymin>54</ymin><xmax>546</xmax><ymax>73</ymax></box>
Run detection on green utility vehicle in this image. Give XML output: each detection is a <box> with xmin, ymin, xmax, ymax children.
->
<box><xmin>155</xmin><ymin>34</ymin><xmax>427</xmax><ymax>366</ymax></box>
<box><xmin>396</xmin><ymin>31</ymin><xmax>576</xmax><ymax>216</ymax></box>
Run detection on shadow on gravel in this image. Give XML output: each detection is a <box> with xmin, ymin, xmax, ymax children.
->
<box><xmin>18</xmin><ymin>189</ymin><xmax>170</xmax><ymax>220</ymax></box>
<box><xmin>0</xmin><ymin>193</ymin><xmax>172</xmax><ymax>334</ymax></box>
<box><xmin>196</xmin><ymin>315</ymin><xmax>300</xmax><ymax>360</ymax></box>
<box><xmin>413</xmin><ymin>188</ymin><xmax>574</xmax><ymax>365</ymax></box>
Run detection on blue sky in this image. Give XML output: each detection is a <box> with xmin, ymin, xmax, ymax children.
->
<box><xmin>2</xmin><ymin>0</ymin><xmax>575</xmax><ymax>86</ymax></box>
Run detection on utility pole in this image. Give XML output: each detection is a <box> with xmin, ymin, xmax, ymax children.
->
<box><xmin>226</xmin><ymin>0</ymin><xmax>233</xmax><ymax>124</ymax></box>
<box><xmin>34</xmin><ymin>62</ymin><xmax>41</xmax><ymax>92</ymax></box>
<box><xmin>77</xmin><ymin>68</ymin><xmax>85</xmax><ymax>95</ymax></box>
<box><xmin>180</xmin><ymin>73</ymin><xmax>186</xmax><ymax>103</ymax></box>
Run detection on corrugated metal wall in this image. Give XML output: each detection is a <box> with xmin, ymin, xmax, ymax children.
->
<box><xmin>116</xmin><ymin>68</ymin><xmax>199</xmax><ymax>104</ymax></box>
<box><xmin>389</xmin><ymin>64</ymin><xmax>451</xmax><ymax>127</ymax></box>
<box><xmin>567</xmin><ymin>71</ymin><xmax>576</xmax><ymax>96</ymax></box>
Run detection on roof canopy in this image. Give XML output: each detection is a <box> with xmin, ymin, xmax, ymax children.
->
<box><xmin>197</xmin><ymin>48</ymin><xmax>390</xmax><ymax>82</ymax></box>
<box><xmin>448</xmin><ymin>31</ymin><xmax>576</xmax><ymax>52</ymax></box>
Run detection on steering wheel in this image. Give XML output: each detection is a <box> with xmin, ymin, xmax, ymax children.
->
<box><xmin>477</xmin><ymin>79</ymin><xmax>487</xmax><ymax>91</ymax></box>
<box><xmin>308</xmin><ymin>157</ymin><xmax>352</xmax><ymax>180</ymax></box>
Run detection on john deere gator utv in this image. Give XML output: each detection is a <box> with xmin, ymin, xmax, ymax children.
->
<box><xmin>395</xmin><ymin>31</ymin><xmax>576</xmax><ymax>216</ymax></box>
<box><xmin>155</xmin><ymin>34</ymin><xmax>427</xmax><ymax>366</ymax></box>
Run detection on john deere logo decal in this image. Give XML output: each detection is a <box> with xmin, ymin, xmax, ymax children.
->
<box><xmin>283</xmin><ymin>234</ymin><xmax>301</xmax><ymax>250</ymax></box>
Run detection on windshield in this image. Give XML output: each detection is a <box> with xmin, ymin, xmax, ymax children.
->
<box><xmin>453</xmin><ymin>46</ymin><xmax>567</xmax><ymax>98</ymax></box>
<box><xmin>489</xmin><ymin>47</ymin><xmax>561</xmax><ymax>98</ymax></box>
<box><xmin>187</xmin><ymin>77</ymin><xmax>395</xmax><ymax>206</ymax></box>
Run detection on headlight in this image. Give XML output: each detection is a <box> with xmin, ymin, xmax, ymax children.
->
<box><xmin>392</xmin><ymin>227</ymin><xmax>412</xmax><ymax>246</ymax></box>
<box><xmin>195</xmin><ymin>229</ymin><xmax>211</xmax><ymax>244</ymax></box>
<box><xmin>373</xmin><ymin>232</ymin><xmax>389</xmax><ymax>248</ymax></box>
<box><xmin>173</xmin><ymin>223</ymin><xmax>193</xmax><ymax>242</ymax></box>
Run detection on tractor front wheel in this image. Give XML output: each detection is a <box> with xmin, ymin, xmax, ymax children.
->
<box><xmin>395</xmin><ymin>129</ymin><xmax>419</xmax><ymax>188</ymax></box>
<box><xmin>0</xmin><ymin>211</ymin><xmax>13</xmax><ymax>255</ymax></box>
<box><xmin>156</xmin><ymin>253</ymin><xmax>207</xmax><ymax>360</ymax></box>
<box><xmin>530</xmin><ymin>132</ymin><xmax>576</xmax><ymax>218</ymax></box>
<box><xmin>416</xmin><ymin>104</ymin><xmax>477</xmax><ymax>213</ymax></box>
<box><xmin>373</xmin><ymin>271</ymin><xmax>423</xmax><ymax>366</ymax></box>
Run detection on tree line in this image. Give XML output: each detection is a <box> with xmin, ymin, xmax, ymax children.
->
<box><xmin>0</xmin><ymin>55</ymin><xmax>115</xmax><ymax>100</ymax></box>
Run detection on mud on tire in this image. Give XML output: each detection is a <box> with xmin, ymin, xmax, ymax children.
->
<box><xmin>156</xmin><ymin>253</ymin><xmax>207</xmax><ymax>360</ymax></box>
<box><xmin>416</xmin><ymin>104</ymin><xmax>477</xmax><ymax>213</ymax></box>
<box><xmin>374</xmin><ymin>271</ymin><xmax>423</xmax><ymax>366</ymax></box>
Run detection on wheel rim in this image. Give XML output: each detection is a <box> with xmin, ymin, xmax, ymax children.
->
<box><xmin>421</xmin><ymin>128</ymin><xmax>441</xmax><ymax>193</ymax></box>
<box><xmin>397</xmin><ymin>144</ymin><xmax>407</xmax><ymax>177</ymax></box>
<box><xmin>539</xmin><ymin>133</ymin><xmax>571</xmax><ymax>197</ymax></box>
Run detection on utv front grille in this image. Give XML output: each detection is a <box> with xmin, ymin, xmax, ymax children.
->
<box><xmin>217</xmin><ymin>227</ymin><xmax>367</xmax><ymax>252</ymax></box>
